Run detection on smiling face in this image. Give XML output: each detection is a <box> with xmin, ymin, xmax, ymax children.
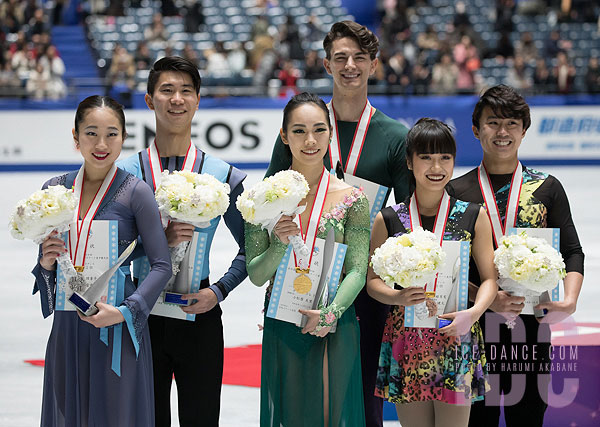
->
<box><xmin>145</xmin><ymin>71</ymin><xmax>200</xmax><ymax>134</ymax></box>
<box><xmin>323</xmin><ymin>37</ymin><xmax>377</xmax><ymax>94</ymax></box>
<box><xmin>408</xmin><ymin>152</ymin><xmax>455</xmax><ymax>192</ymax></box>
<box><xmin>73</xmin><ymin>107</ymin><xmax>124</xmax><ymax>170</ymax></box>
<box><xmin>281</xmin><ymin>103</ymin><xmax>331</xmax><ymax>168</ymax></box>
<box><xmin>473</xmin><ymin>106</ymin><xmax>526</xmax><ymax>165</ymax></box>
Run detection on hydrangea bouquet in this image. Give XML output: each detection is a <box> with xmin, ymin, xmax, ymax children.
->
<box><xmin>155</xmin><ymin>170</ymin><xmax>230</xmax><ymax>274</ymax></box>
<box><xmin>371</xmin><ymin>227</ymin><xmax>446</xmax><ymax>319</ymax></box>
<box><xmin>9</xmin><ymin>185</ymin><xmax>79</xmax><ymax>277</ymax></box>
<box><xmin>236</xmin><ymin>170</ymin><xmax>311</xmax><ymax>268</ymax></box>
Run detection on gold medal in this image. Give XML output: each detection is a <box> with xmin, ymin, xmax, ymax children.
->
<box><xmin>293</xmin><ymin>267</ymin><xmax>312</xmax><ymax>294</ymax></box>
<box><xmin>425</xmin><ymin>291</ymin><xmax>436</xmax><ymax>298</ymax></box>
<box><xmin>74</xmin><ymin>266</ymin><xmax>84</xmax><ymax>273</ymax></box>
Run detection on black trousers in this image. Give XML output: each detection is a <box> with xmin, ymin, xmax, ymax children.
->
<box><xmin>469</xmin><ymin>313</ymin><xmax>551</xmax><ymax>427</ymax></box>
<box><xmin>149</xmin><ymin>292</ymin><xmax>224</xmax><ymax>427</ymax></box>
<box><xmin>355</xmin><ymin>287</ymin><xmax>391</xmax><ymax>427</ymax></box>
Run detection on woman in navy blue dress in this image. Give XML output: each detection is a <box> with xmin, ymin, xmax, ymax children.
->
<box><xmin>32</xmin><ymin>96</ymin><xmax>171</xmax><ymax>426</ymax></box>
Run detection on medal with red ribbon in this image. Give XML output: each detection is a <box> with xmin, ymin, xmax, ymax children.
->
<box><xmin>293</xmin><ymin>167</ymin><xmax>330</xmax><ymax>294</ymax></box>
<box><xmin>409</xmin><ymin>190</ymin><xmax>450</xmax><ymax>297</ymax></box>
<box><xmin>327</xmin><ymin>100</ymin><xmax>374</xmax><ymax>176</ymax></box>
<box><xmin>477</xmin><ymin>161</ymin><xmax>523</xmax><ymax>247</ymax></box>
<box><xmin>68</xmin><ymin>163</ymin><xmax>118</xmax><ymax>291</ymax></box>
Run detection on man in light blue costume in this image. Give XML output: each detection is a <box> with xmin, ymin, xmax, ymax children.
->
<box><xmin>118</xmin><ymin>56</ymin><xmax>247</xmax><ymax>427</ymax></box>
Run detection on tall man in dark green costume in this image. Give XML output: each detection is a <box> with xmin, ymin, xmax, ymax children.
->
<box><xmin>265</xmin><ymin>20</ymin><xmax>410</xmax><ymax>427</ymax></box>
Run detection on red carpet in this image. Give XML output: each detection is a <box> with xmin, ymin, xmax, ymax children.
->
<box><xmin>25</xmin><ymin>344</ymin><xmax>262</xmax><ymax>388</ymax></box>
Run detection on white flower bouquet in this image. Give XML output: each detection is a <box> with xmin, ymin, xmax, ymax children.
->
<box><xmin>155</xmin><ymin>170</ymin><xmax>230</xmax><ymax>275</ymax></box>
<box><xmin>494</xmin><ymin>231</ymin><xmax>566</xmax><ymax>327</ymax></box>
<box><xmin>9</xmin><ymin>185</ymin><xmax>79</xmax><ymax>278</ymax></box>
<box><xmin>236</xmin><ymin>170</ymin><xmax>311</xmax><ymax>268</ymax></box>
<box><xmin>371</xmin><ymin>227</ymin><xmax>446</xmax><ymax>319</ymax></box>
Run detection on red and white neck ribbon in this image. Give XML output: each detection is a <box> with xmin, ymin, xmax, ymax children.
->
<box><xmin>147</xmin><ymin>140</ymin><xmax>197</xmax><ymax>191</ymax></box>
<box><xmin>69</xmin><ymin>163</ymin><xmax>118</xmax><ymax>269</ymax></box>
<box><xmin>477</xmin><ymin>161</ymin><xmax>523</xmax><ymax>247</ymax></box>
<box><xmin>409</xmin><ymin>190</ymin><xmax>451</xmax><ymax>293</ymax></box>
<box><xmin>295</xmin><ymin>167</ymin><xmax>330</xmax><ymax>269</ymax></box>
<box><xmin>327</xmin><ymin>100</ymin><xmax>374</xmax><ymax>176</ymax></box>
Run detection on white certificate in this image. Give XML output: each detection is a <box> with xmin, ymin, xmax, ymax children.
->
<box><xmin>139</xmin><ymin>231</ymin><xmax>208</xmax><ymax>321</ymax></box>
<box><xmin>340</xmin><ymin>172</ymin><xmax>389</xmax><ymax>227</ymax></box>
<box><xmin>502</xmin><ymin>227</ymin><xmax>561</xmax><ymax>315</ymax></box>
<box><xmin>404</xmin><ymin>240</ymin><xmax>470</xmax><ymax>328</ymax></box>
<box><xmin>56</xmin><ymin>220</ymin><xmax>118</xmax><ymax>311</ymax></box>
<box><xmin>266</xmin><ymin>237</ymin><xmax>347</xmax><ymax>327</ymax></box>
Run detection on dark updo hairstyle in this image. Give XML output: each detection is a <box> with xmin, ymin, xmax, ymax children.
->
<box><xmin>472</xmin><ymin>84</ymin><xmax>531</xmax><ymax>131</ymax></box>
<box><xmin>323</xmin><ymin>20</ymin><xmax>379</xmax><ymax>60</ymax></box>
<box><xmin>279</xmin><ymin>92</ymin><xmax>332</xmax><ymax>162</ymax></box>
<box><xmin>405</xmin><ymin>118</ymin><xmax>456</xmax><ymax>191</ymax></box>
<box><xmin>74</xmin><ymin>95</ymin><xmax>127</xmax><ymax>138</ymax></box>
<box><xmin>147</xmin><ymin>56</ymin><xmax>201</xmax><ymax>95</ymax></box>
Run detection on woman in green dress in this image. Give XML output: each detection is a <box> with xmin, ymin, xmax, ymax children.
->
<box><xmin>245</xmin><ymin>92</ymin><xmax>370</xmax><ymax>427</ymax></box>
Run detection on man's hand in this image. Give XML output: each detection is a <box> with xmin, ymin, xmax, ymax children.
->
<box><xmin>165</xmin><ymin>221</ymin><xmax>194</xmax><ymax>247</ymax></box>
<box><xmin>181</xmin><ymin>288</ymin><xmax>218</xmax><ymax>314</ymax></box>
<box><xmin>489</xmin><ymin>290</ymin><xmax>525</xmax><ymax>319</ymax></box>
<box><xmin>535</xmin><ymin>300</ymin><xmax>576</xmax><ymax>324</ymax></box>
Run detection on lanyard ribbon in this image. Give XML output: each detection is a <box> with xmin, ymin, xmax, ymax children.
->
<box><xmin>477</xmin><ymin>162</ymin><xmax>523</xmax><ymax>247</ymax></box>
<box><xmin>327</xmin><ymin>100</ymin><xmax>374</xmax><ymax>176</ymax></box>
<box><xmin>409</xmin><ymin>190</ymin><xmax>450</xmax><ymax>294</ymax></box>
<box><xmin>295</xmin><ymin>167</ymin><xmax>330</xmax><ymax>269</ymax></box>
<box><xmin>147</xmin><ymin>140</ymin><xmax>197</xmax><ymax>190</ymax></box>
<box><xmin>69</xmin><ymin>164</ymin><xmax>118</xmax><ymax>270</ymax></box>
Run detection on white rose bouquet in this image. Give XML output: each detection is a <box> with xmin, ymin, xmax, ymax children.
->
<box><xmin>155</xmin><ymin>170</ymin><xmax>230</xmax><ymax>275</ymax></box>
<box><xmin>494</xmin><ymin>231</ymin><xmax>566</xmax><ymax>327</ymax></box>
<box><xmin>236</xmin><ymin>170</ymin><xmax>311</xmax><ymax>268</ymax></box>
<box><xmin>9</xmin><ymin>185</ymin><xmax>79</xmax><ymax>278</ymax></box>
<box><xmin>371</xmin><ymin>227</ymin><xmax>446</xmax><ymax>319</ymax></box>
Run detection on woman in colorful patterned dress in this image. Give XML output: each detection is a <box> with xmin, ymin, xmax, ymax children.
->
<box><xmin>32</xmin><ymin>96</ymin><xmax>171</xmax><ymax>426</ymax></box>
<box><xmin>245</xmin><ymin>92</ymin><xmax>370</xmax><ymax>427</ymax></box>
<box><xmin>367</xmin><ymin>118</ymin><xmax>498</xmax><ymax>427</ymax></box>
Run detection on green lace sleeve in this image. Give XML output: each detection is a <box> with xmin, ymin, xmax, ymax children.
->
<box><xmin>245</xmin><ymin>221</ymin><xmax>289</xmax><ymax>287</ymax></box>
<box><xmin>329</xmin><ymin>194</ymin><xmax>370</xmax><ymax>315</ymax></box>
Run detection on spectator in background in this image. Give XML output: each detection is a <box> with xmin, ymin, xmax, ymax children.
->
<box><xmin>553</xmin><ymin>50</ymin><xmax>575</xmax><ymax>93</ymax></box>
<box><xmin>494</xmin><ymin>31</ymin><xmax>514</xmax><ymax>62</ymax></box>
<box><xmin>416</xmin><ymin>25</ymin><xmax>440</xmax><ymax>55</ymax></box>
<box><xmin>11</xmin><ymin>40</ymin><xmax>33</xmax><ymax>80</ymax></box>
<box><xmin>515</xmin><ymin>31</ymin><xmax>539</xmax><ymax>64</ymax></box>
<box><xmin>206</xmin><ymin>41</ymin><xmax>231</xmax><ymax>77</ymax></box>
<box><xmin>305</xmin><ymin>14</ymin><xmax>325</xmax><ymax>43</ymax></box>
<box><xmin>453</xmin><ymin>34</ymin><xmax>480</xmax><ymax>92</ymax></box>
<box><xmin>279</xmin><ymin>15</ymin><xmax>304</xmax><ymax>61</ymax></box>
<box><xmin>23</xmin><ymin>0</ymin><xmax>38</xmax><ymax>24</ymax></box>
<box><xmin>412</xmin><ymin>54</ymin><xmax>431</xmax><ymax>95</ymax></box>
<box><xmin>161</xmin><ymin>0</ymin><xmax>179</xmax><ymax>17</ymax></box>
<box><xmin>277</xmin><ymin>58</ymin><xmax>299</xmax><ymax>97</ymax></box>
<box><xmin>544</xmin><ymin>30</ymin><xmax>572</xmax><ymax>59</ymax></box>
<box><xmin>0</xmin><ymin>0</ymin><xmax>24</xmax><ymax>30</ymax></box>
<box><xmin>182</xmin><ymin>42</ymin><xmax>200</xmax><ymax>69</ymax></box>
<box><xmin>303</xmin><ymin>49</ymin><xmax>323</xmax><ymax>79</ymax></box>
<box><xmin>228</xmin><ymin>41</ymin><xmax>247</xmax><ymax>74</ymax></box>
<box><xmin>494</xmin><ymin>0</ymin><xmax>515</xmax><ymax>32</ymax></box>
<box><xmin>134</xmin><ymin>41</ymin><xmax>153</xmax><ymax>71</ymax></box>
<box><xmin>453</xmin><ymin>1</ymin><xmax>471</xmax><ymax>31</ymax></box>
<box><xmin>145</xmin><ymin>13</ymin><xmax>169</xmax><ymax>48</ymax></box>
<box><xmin>183</xmin><ymin>0</ymin><xmax>203</xmax><ymax>33</ymax></box>
<box><xmin>28</xmin><ymin>8</ymin><xmax>48</xmax><ymax>38</ymax></box>
<box><xmin>381</xmin><ymin>1</ymin><xmax>410</xmax><ymax>52</ymax></box>
<box><xmin>39</xmin><ymin>44</ymin><xmax>66</xmax><ymax>98</ymax></box>
<box><xmin>0</xmin><ymin>61</ymin><xmax>20</xmax><ymax>96</ymax></box>
<box><xmin>585</xmin><ymin>56</ymin><xmax>600</xmax><ymax>93</ymax></box>
<box><xmin>533</xmin><ymin>57</ymin><xmax>553</xmax><ymax>93</ymax></box>
<box><xmin>431</xmin><ymin>53</ymin><xmax>458</xmax><ymax>94</ymax></box>
<box><xmin>505</xmin><ymin>54</ymin><xmax>532</xmax><ymax>91</ymax></box>
<box><xmin>52</xmin><ymin>0</ymin><xmax>65</xmax><ymax>26</ymax></box>
<box><xmin>386</xmin><ymin>50</ymin><xmax>411</xmax><ymax>93</ymax></box>
<box><xmin>107</xmin><ymin>44</ymin><xmax>135</xmax><ymax>107</ymax></box>
<box><xmin>251</xmin><ymin>15</ymin><xmax>270</xmax><ymax>42</ymax></box>
<box><xmin>26</xmin><ymin>60</ymin><xmax>50</xmax><ymax>99</ymax></box>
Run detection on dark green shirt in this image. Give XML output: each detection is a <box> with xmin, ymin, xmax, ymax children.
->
<box><xmin>265</xmin><ymin>109</ymin><xmax>410</xmax><ymax>204</ymax></box>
